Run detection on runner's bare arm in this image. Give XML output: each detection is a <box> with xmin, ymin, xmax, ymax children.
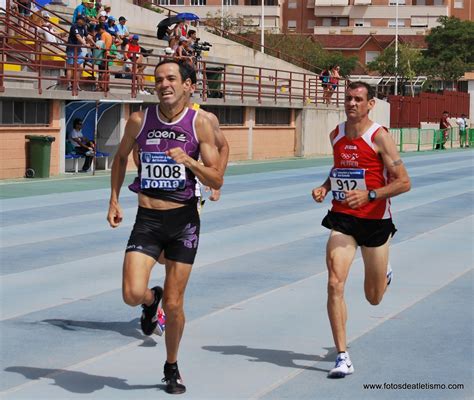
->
<box><xmin>206</xmin><ymin>111</ymin><xmax>229</xmax><ymax>174</ymax></box>
<box><xmin>107</xmin><ymin>111</ymin><xmax>143</xmax><ymax>227</ymax></box>
<box><xmin>344</xmin><ymin>128</ymin><xmax>410</xmax><ymax>208</ymax></box>
<box><xmin>167</xmin><ymin>115</ymin><xmax>223</xmax><ymax>190</ymax></box>
<box><xmin>373</xmin><ymin>128</ymin><xmax>411</xmax><ymax>199</ymax></box>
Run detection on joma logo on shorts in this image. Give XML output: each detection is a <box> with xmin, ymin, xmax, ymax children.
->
<box><xmin>147</xmin><ymin>130</ymin><xmax>186</xmax><ymax>142</ymax></box>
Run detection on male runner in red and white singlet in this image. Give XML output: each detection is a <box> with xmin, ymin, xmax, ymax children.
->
<box><xmin>312</xmin><ymin>81</ymin><xmax>411</xmax><ymax>378</ymax></box>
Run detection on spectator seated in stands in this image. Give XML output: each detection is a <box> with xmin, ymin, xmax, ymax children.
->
<box><xmin>40</xmin><ymin>11</ymin><xmax>67</xmax><ymax>44</ymax></box>
<box><xmin>105</xmin><ymin>16</ymin><xmax>119</xmax><ymax>39</ymax></box>
<box><xmin>67</xmin><ymin>118</ymin><xmax>95</xmax><ymax>172</ymax></box>
<box><xmin>117</xmin><ymin>16</ymin><xmax>129</xmax><ymax>42</ymax></box>
<box><xmin>175</xmin><ymin>36</ymin><xmax>194</xmax><ymax>68</ymax></box>
<box><xmin>98</xmin><ymin>10</ymin><xmax>107</xmax><ymax>24</ymax></box>
<box><xmin>103</xmin><ymin>4</ymin><xmax>111</xmax><ymax>17</ymax></box>
<box><xmin>187</xmin><ymin>29</ymin><xmax>197</xmax><ymax>50</ymax></box>
<box><xmin>72</xmin><ymin>0</ymin><xmax>88</xmax><ymax>24</ymax></box>
<box><xmin>84</xmin><ymin>0</ymin><xmax>99</xmax><ymax>28</ymax></box>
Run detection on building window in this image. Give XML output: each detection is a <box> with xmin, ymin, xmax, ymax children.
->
<box><xmin>454</xmin><ymin>0</ymin><xmax>463</xmax><ymax>7</ymax></box>
<box><xmin>355</xmin><ymin>19</ymin><xmax>363</xmax><ymax>27</ymax></box>
<box><xmin>245</xmin><ymin>0</ymin><xmax>278</xmax><ymax>3</ymax></box>
<box><xmin>288</xmin><ymin>0</ymin><xmax>297</xmax><ymax>8</ymax></box>
<box><xmin>0</xmin><ymin>99</ymin><xmax>50</xmax><ymax>125</ymax></box>
<box><xmin>158</xmin><ymin>0</ymin><xmax>184</xmax><ymax>4</ymax></box>
<box><xmin>339</xmin><ymin>18</ymin><xmax>349</xmax><ymax>26</ymax></box>
<box><xmin>224</xmin><ymin>0</ymin><xmax>239</xmax><ymax>4</ymax></box>
<box><xmin>413</xmin><ymin>0</ymin><xmax>426</xmax><ymax>4</ymax></box>
<box><xmin>354</xmin><ymin>19</ymin><xmax>370</xmax><ymax>27</ymax></box>
<box><xmin>433</xmin><ymin>0</ymin><xmax>444</xmax><ymax>4</ymax></box>
<box><xmin>287</xmin><ymin>20</ymin><xmax>297</xmax><ymax>29</ymax></box>
<box><xmin>202</xmin><ymin>106</ymin><xmax>244</xmax><ymax>126</ymax></box>
<box><xmin>190</xmin><ymin>0</ymin><xmax>206</xmax><ymax>5</ymax></box>
<box><xmin>388</xmin><ymin>19</ymin><xmax>405</xmax><ymax>27</ymax></box>
<box><xmin>365</xmin><ymin>51</ymin><xmax>380</xmax><ymax>64</ymax></box>
<box><xmin>389</xmin><ymin>0</ymin><xmax>405</xmax><ymax>4</ymax></box>
<box><xmin>322</xmin><ymin>18</ymin><xmax>332</xmax><ymax>26</ymax></box>
<box><xmin>256</xmin><ymin>108</ymin><xmax>291</xmax><ymax>125</ymax></box>
<box><xmin>307</xmin><ymin>19</ymin><xmax>316</xmax><ymax>29</ymax></box>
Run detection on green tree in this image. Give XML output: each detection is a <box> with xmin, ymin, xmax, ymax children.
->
<box><xmin>422</xmin><ymin>16</ymin><xmax>474</xmax><ymax>88</ymax></box>
<box><xmin>367</xmin><ymin>43</ymin><xmax>423</xmax><ymax>96</ymax></box>
<box><xmin>229</xmin><ymin>34</ymin><xmax>358</xmax><ymax>75</ymax></box>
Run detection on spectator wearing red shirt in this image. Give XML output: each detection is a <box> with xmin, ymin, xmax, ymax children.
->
<box><xmin>437</xmin><ymin>111</ymin><xmax>451</xmax><ymax>149</ymax></box>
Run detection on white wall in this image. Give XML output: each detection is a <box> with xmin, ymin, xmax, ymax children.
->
<box><xmin>301</xmin><ymin>98</ymin><xmax>391</xmax><ymax>156</ymax></box>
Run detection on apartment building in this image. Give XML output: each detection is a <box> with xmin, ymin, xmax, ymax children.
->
<box><xmin>282</xmin><ymin>0</ymin><xmax>473</xmax><ymax>35</ymax></box>
<box><xmin>136</xmin><ymin>0</ymin><xmax>283</xmax><ymax>32</ymax></box>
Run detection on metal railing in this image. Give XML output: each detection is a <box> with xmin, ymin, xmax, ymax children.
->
<box><xmin>1</xmin><ymin>39</ymin><xmax>346</xmax><ymax>105</ymax></box>
<box><xmin>0</xmin><ymin>1</ymin><xmax>346</xmax><ymax>104</ymax></box>
<box><xmin>389</xmin><ymin>127</ymin><xmax>474</xmax><ymax>152</ymax></box>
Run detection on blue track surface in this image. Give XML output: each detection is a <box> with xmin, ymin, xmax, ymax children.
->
<box><xmin>0</xmin><ymin>151</ymin><xmax>473</xmax><ymax>399</ymax></box>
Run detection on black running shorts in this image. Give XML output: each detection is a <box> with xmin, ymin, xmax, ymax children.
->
<box><xmin>126</xmin><ymin>205</ymin><xmax>200</xmax><ymax>264</ymax></box>
<box><xmin>322</xmin><ymin>211</ymin><xmax>397</xmax><ymax>247</ymax></box>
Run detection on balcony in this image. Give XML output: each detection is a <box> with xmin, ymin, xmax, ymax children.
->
<box><xmin>314</xmin><ymin>0</ymin><xmax>348</xmax><ymax>6</ymax></box>
<box><xmin>312</xmin><ymin>4</ymin><xmax>448</xmax><ymax>18</ymax></box>
<box><xmin>312</xmin><ymin>25</ymin><xmax>432</xmax><ymax>35</ymax></box>
<box><xmin>353</xmin><ymin>0</ymin><xmax>372</xmax><ymax>4</ymax></box>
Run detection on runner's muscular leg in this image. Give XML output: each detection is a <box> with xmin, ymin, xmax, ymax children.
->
<box><xmin>361</xmin><ymin>236</ymin><xmax>391</xmax><ymax>305</ymax></box>
<box><xmin>122</xmin><ymin>251</ymin><xmax>157</xmax><ymax>307</ymax></box>
<box><xmin>326</xmin><ymin>230</ymin><xmax>358</xmax><ymax>352</ymax></box>
<box><xmin>163</xmin><ymin>260</ymin><xmax>192</xmax><ymax>364</ymax></box>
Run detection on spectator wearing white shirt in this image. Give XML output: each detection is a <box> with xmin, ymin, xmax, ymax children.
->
<box><xmin>67</xmin><ymin>118</ymin><xmax>95</xmax><ymax>172</ymax></box>
<box><xmin>456</xmin><ymin>113</ymin><xmax>469</xmax><ymax>148</ymax></box>
<box><xmin>40</xmin><ymin>11</ymin><xmax>67</xmax><ymax>43</ymax></box>
<box><xmin>117</xmin><ymin>16</ymin><xmax>129</xmax><ymax>42</ymax></box>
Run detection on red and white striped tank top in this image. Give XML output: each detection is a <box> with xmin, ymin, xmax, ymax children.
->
<box><xmin>330</xmin><ymin>122</ymin><xmax>391</xmax><ymax>220</ymax></box>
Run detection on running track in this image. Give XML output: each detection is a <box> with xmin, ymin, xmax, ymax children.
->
<box><xmin>0</xmin><ymin>150</ymin><xmax>472</xmax><ymax>400</ymax></box>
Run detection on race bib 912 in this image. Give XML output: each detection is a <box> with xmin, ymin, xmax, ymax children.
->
<box><xmin>330</xmin><ymin>168</ymin><xmax>366</xmax><ymax>201</ymax></box>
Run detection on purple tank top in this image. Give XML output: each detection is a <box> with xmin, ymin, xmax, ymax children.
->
<box><xmin>134</xmin><ymin>105</ymin><xmax>200</xmax><ymax>203</ymax></box>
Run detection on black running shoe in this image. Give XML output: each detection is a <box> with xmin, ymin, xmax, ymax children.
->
<box><xmin>140</xmin><ymin>286</ymin><xmax>163</xmax><ymax>336</ymax></box>
<box><xmin>162</xmin><ymin>362</ymin><xmax>186</xmax><ymax>394</ymax></box>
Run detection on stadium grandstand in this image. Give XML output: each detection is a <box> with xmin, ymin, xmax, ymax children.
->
<box><xmin>0</xmin><ymin>0</ymin><xmax>390</xmax><ymax>179</ymax></box>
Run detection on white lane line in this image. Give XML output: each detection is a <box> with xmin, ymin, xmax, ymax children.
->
<box><xmin>1</xmin><ymin>217</ymin><xmax>471</xmax><ymax>396</ymax></box>
<box><xmin>251</xmin><ymin>267</ymin><xmax>473</xmax><ymax>400</ymax></box>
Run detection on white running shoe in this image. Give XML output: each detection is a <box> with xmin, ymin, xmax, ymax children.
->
<box><xmin>328</xmin><ymin>352</ymin><xmax>354</xmax><ymax>378</ymax></box>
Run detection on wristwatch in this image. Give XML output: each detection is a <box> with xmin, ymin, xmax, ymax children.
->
<box><xmin>368</xmin><ymin>190</ymin><xmax>377</xmax><ymax>202</ymax></box>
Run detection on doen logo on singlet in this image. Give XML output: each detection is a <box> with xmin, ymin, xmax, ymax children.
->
<box><xmin>146</xmin><ymin>129</ymin><xmax>186</xmax><ymax>143</ymax></box>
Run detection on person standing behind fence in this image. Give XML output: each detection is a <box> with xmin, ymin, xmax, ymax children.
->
<box><xmin>456</xmin><ymin>113</ymin><xmax>469</xmax><ymax>148</ymax></box>
<box><xmin>66</xmin><ymin>15</ymin><xmax>88</xmax><ymax>91</ymax></box>
<box><xmin>437</xmin><ymin>111</ymin><xmax>452</xmax><ymax>150</ymax></box>
<box><xmin>328</xmin><ymin>65</ymin><xmax>341</xmax><ymax>105</ymax></box>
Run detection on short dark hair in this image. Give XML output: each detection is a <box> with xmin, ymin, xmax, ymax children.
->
<box><xmin>443</xmin><ymin>110</ymin><xmax>449</xmax><ymax>114</ymax></box>
<box><xmin>347</xmin><ymin>81</ymin><xmax>375</xmax><ymax>100</ymax></box>
<box><xmin>154</xmin><ymin>59</ymin><xmax>195</xmax><ymax>84</ymax></box>
<box><xmin>187</xmin><ymin>29</ymin><xmax>196</xmax><ymax>36</ymax></box>
<box><xmin>73</xmin><ymin>118</ymin><xmax>83</xmax><ymax>128</ymax></box>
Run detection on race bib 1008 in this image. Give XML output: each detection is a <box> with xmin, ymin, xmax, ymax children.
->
<box><xmin>140</xmin><ymin>152</ymin><xmax>186</xmax><ymax>191</ymax></box>
<box><xmin>330</xmin><ymin>168</ymin><xmax>366</xmax><ymax>201</ymax></box>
